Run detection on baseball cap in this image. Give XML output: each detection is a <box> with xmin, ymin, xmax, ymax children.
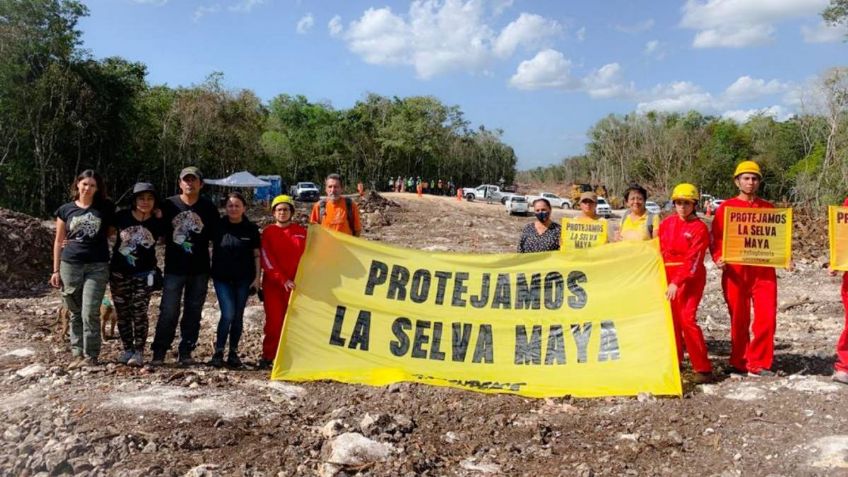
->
<box><xmin>579</xmin><ymin>191</ymin><xmax>597</xmax><ymax>203</ymax></box>
<box><xmin>179</xmin><ymin>166</ymin><xmax>202</xmax><ymax>180</ymax></box>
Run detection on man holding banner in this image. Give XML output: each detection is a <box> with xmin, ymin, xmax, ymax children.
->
<box><xmin>830</xmin><ymin>197</ymin><xmax>848</xmax><ymax>385</ymax></box>
<box><xmin>561</xmin><ymin>192</ymin><xmax>608</xmax><ymax>252</ymax></box>
<box><xmin>710</xmin><ymin>161</ymin><xmax>781</xmax><ymax>377</ymax></box>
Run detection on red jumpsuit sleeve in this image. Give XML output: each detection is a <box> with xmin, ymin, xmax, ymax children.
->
<box><xmin>261</xmin><ymin>230</ymin><xmax>287</xmax><ymax>286</ymax></box>
<box><xmin>671</xmin><ymin>222</ymin><xmax>709</xmax><ymax>287</ymax></box>
<box><xmin>710</xmin><ymin>203</ymin><xmax>726</xmax><ymax>262</ymax></box>
<box><xmin>843</xmin><ymin>197</ymin><xmax>848</xmax><ymax>206</ymax></box>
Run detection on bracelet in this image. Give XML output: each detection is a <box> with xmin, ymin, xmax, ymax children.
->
<box><xmin>52</xmin><ymin>270</ymin><xmax>59</xmax><ymax>274</ymax></box>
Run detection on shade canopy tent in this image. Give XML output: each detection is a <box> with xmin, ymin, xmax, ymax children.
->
<box><xmin>204</xmin><ymin>171</ymin><xmax>270</xmax><ymax>188</ymax></box>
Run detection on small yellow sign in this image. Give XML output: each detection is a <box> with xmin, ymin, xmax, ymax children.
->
<box><xmin>829</xmin><ymin>206</ymin><xmax>848</xmax><ymax>272</ymax></box>
<box><xmin>561</xmin><ymin>217</ymin><xmax>608</xmax><ymax>252</ymax></box>
<box><xmin>721</xmin><ymin>207</ymin><xmax>792</xmax><ymax>268</ymax></box>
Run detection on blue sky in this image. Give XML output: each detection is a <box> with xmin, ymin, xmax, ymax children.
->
<box><xmin>78</xmin><ymin>0</ymin><xmax>847</xmax><ymax>169</ymax></box>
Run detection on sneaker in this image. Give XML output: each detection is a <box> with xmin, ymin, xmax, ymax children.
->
<box><xmin>256</xmin><ymin>358</ymin><xmax>273</xmax><ymax>370</ymax></box>
<box><xmin>150</xmin><ymin>352</ymin><xmax>166</xmax><ymax>366</ymax></box>
<box><xmin>690</xmin><ymin>372</ymin><xmax>715</xmax><ymax>384</ymax></box>
<box><xmin>117</xmin><ymin>350</ymin><xmax>134</xmax><ymax>364</ymax></box>
<box><xmin>127</xmin><ymin>351</ymin><xmax>144</xmax><ymax>367</ymax></box>
<box><xmin>67</xmin><ymin>356</ymin><xmax>86</xmax><ymax>370</ymax></box>
<box><xmin>747</xmin><ymin>368</ymin><xmax>776</xmax><ymax>378</ymax></box>
<box><xmin>81</xmin><ymin>356</ymin><xmax>99</xmax><ymax>368</ymax></box>
<box><xmin>226</xmin><ymin>353</ymin><xmax>243</xmax><ymax>369</ymax></box>
<box><xmin>209</xmin><ymin>351</ymin><xmax>224</xmax><ymax>368</ymax></box>
<box><xmin>178</xmin><ymin>353</ymin><xmax>195</xmax><ymax>367</ymax></box>
<box><xmin>832</xmin><ymin>370</ymin><xmax>848</xmax><ymax>385</ymax></box>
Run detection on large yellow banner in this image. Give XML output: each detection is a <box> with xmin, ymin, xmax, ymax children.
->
<box><xmin>271</xmin><ymin>225</ymin><xmax>682</xmax><ymax>398</ymax></box>
<box><xmin>721</xmin><ymin>207</ymin><xmax>792</xmax><ymax>268</ymax></box>
<box><xmin>560</xmin><ymin>217</ymin><xmax>608</xmax><ymax>252</ymax></box>
<box><xmin>830</xmin><ymin>206</ymin><xmax>848</xmax><ymax>272</ymax></box>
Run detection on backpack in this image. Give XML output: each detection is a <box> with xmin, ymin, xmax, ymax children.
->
<box><xmin>622</xmin><ymin>210</ymin><xmax>655</xmax><ymax>237</ymax></box>
<box><xmin>319</xmin><ymin>197</ymin><xmax>357</xmax><ymax>235</ymax></box>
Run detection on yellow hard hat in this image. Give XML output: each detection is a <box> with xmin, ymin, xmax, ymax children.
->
<box><xmin>671</xmin><ymin>183</ymin><xmax>699</xmax><ymax>202</ymax></box>
<box><xmin>270</xmin><ymin>194</ymin><xmax>295</xmax><ymax>211</ymax></box>
<box><xmin>733</xmin><ymin>160</ymin><xmax>762</xmax><ymax>178</ymax></box>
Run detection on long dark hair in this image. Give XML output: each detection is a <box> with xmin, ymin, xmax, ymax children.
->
<box><xmin>70</xmin><ymin>169</ymin><xmax>107</xmax><ymax>203</ymax></box>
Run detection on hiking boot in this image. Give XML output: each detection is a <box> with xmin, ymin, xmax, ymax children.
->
<box><xmin>226</xmin><ymin>353</ymin><xmax>243</xmax><ymax>369</ymax></box>
<box><xmin>178</xmin><ymin>353</ymin><xmax>195</xmax><ymax>367</ymax></box>
<box><xmin>747</xmin><ymin>368</ymin><xmax>776</xmax><ymax>378</ymax></box>
<box><xmin>256</xmin><ymin>358</ymin><xmax>273</xmax><ymax>371</ymax></box>
<box><xmin>67</xmin><ymin>356</ymin><xmax>86</xmax><ymax>370</ymax></box>
<box><xmin>209</xmin><ymin>351</ymin><xmax>224</xmax><ymax>368</ymax></box>
<box><xmin>150</xmin><ymin>351</ymin><xmax>166</xmax><ymax>366</ymax></box>
<box><xmin>117</xmin><ymin>350</ymin><xmax>134</xmax><ymax>364</ymax></box>
<box><xmin>690</xmin><ymin>372</ymin><xmax>714</xmax><ymax>384</ymax></box>
<box><xmin>832</xmin><ymin>370</ymin><xmax>848</xmax><ymax>385</ymax></box>
<box><xmin>81</xmin><ymin>356</ymin><xmax>100</xmax><ymax>368</ymax></box>
<box><xmin>127</xmin><ymin>351</ymin><xmax>144</xmax><ymax>367</ymax></box>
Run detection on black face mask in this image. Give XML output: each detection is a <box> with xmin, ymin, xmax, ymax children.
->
<box><xmin>535</xmin><ymin>211</ymin><xmax>550</xmax><ymax>222</ymax></box>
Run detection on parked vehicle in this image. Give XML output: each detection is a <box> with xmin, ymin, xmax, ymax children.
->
<box><xmin>645</xmin><ymin>201</ymin><xmax>661</xmax><ymax>215</ymax></box>
<box><xmin>290</xmin><ymin>182</ymin><xmax>320</xmax><ymax>201</ymax></box>
<box><xmin>711</xmin><ymin>199</ymin><xmax>724</xmax><ymax>209</ymax></box>
<box><xmin>596</xmin><ymin>197</ymin><xmax>612</xmax><ymax>218</ymax></box>
<box><xmin>505</xmin><ymin>195</ymin><xmax>529</xmax><ymax>216</ymax></box>
<box><xmin>525</xmin><ymin>192</ymin><xmax>572</xmax><ymax>209</ymax></box>
<box><xmin>462</xmin><ymin>184</ymin><xmax>517</xmax><ymax>204</ymax></box>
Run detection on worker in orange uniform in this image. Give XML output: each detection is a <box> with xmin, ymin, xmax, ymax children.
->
<box><xmin>310</xmin><ymin>173</ymin><xmax>362</xmax><ymax>236</ymax></box>
<box><xmin>710</xmin><ymin>161</ymin><xmax>778</xmax><ymax>377</ymax></box>
<box><xmin>659</xmin><ymin>183</ymin><xmax>713</xmax><ymax>383</ymax></box>
<box><xmin>258</xmin><ymin>195</ymin><xmax>307</xmax><ymax>370</ymax></box>
<box><xmin>832</xmin><ymin>196</ymin><xmax>848</xmax><ymax>385</ymax></box>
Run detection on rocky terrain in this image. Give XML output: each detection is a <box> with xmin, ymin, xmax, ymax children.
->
<box><xmin>1</xmin><ymin>193</ymin><xmax>847</xmax><ymax>476</ymax></box>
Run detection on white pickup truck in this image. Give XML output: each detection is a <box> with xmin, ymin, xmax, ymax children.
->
<box><xmin>525</xmin><ymin>192</ymin><xmax>572</xmax><ymax>209</ymax></box>
<box><xmin>462</xmin><ymin>184</ymin><xmax>517</xmax><ymax>204</ymax></box>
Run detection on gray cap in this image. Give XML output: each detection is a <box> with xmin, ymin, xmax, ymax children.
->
<box><xmin>132</xmin><ymin>182</ymin><xmax>155</xmax><ymax>195</ymax></box>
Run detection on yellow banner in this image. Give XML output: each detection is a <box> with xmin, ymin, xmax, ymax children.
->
<box><xmin>721</xmin><ymin>207</ymin><xmax>792</xmax><ymax>268</ymax></box>
<box><xmin>830</xmin><ymin>206</ymin><xmax>848</xmax><ymax>272</ymax></box>
<box><xmin>271</xmin><ymin>225</ymin><xmax>682</xmax><ymax>398</ymax></box>
<box><xmin>560</xmin><ymin>217</ymin><xmax>608</xmax><ymax>252</ymax></box>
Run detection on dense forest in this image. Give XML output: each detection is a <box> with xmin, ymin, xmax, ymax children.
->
<box><xmin>1</xmin><ymin>1</ymin><xmax>846</xmax><ymax>217</ymax></box>
<box><xmin>0</xmin><ymin>0</ymin><xmax>517</xmax><ymax>215</ymax></box>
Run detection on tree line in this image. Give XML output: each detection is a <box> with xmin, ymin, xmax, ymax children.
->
<box><xmin>521</xmin><ymin>67</ymin><xmax>848</xmax><ymax>209</ymax></box>
<box><xmin>0</xmin><ymin>0</ymin><xmax>517</xmax><ymax>216</ymax></box>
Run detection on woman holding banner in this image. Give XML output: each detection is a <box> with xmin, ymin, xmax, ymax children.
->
<box><xmin>517</xmin><ymin>198</ymin><xmax>560</xmax><ymax>253</ymax></box>
<box><xmin>710</xmin><ymin>161</ymin><xmax>777</xmax><ymax>377</ymax></box>
<box><xmin>832</xmin><ymin>196</ymin><xmax>848</xmax><ymax>385</ymax></box>
<box><xmin>560</xmin><ymin>192</ymin><xmax>609</xmax><ymax>252</ymax></box>
<box><xmin>259</xmin><ymin>195</ymin><xmax>307</xmax><ymax>370</ymax></box>
<box><xmin>659</xmin><ymin>183</ymin><xmax>713</xmax><ymax>383</ymax></box>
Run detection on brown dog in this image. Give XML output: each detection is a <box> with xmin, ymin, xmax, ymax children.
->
<box><xmin>55</xmin><ymin>299</ymin><xmax>118</xmax><ymax>341</ymax></box>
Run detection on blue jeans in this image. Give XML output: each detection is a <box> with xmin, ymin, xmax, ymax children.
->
<box><xmin>151</xmin><ymin>273</ymin><xmax>209</xmax><ymax>357</ymax></box>
<box><xmin>213</xmin><ymin>278</ymin><xmax>251</xmax><ymax>354</ymax></box>
<box><xmin>60</xmin><ymin>261</ymin><xmax>109</xmax><ymax>358</ymax></box>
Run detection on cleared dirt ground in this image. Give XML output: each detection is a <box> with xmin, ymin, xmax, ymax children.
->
<box><xmin>1</xmin><ymin>192</ymin><xmax>847</xmax><ymax>476</ymax></box>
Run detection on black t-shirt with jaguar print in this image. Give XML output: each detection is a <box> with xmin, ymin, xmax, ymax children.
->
<box><xmin>161</xmin><ymin>195</ymin><xmax>220</xmax><ymax>275</ymax></box>
<box><xmin>55</xmin><ymin>200</ymin><xmax>116</xmax><ymax>263</ymax></box>
<box><xmin>110</xmin><ymin>209</ymin><xmax>164</xmax><ymax>275</ymax></box>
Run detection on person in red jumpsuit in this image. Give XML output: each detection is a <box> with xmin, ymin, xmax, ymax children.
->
<box><xmin>258</xmin><ymin>195</ymin><xmax>306</xmax><ymax>370</ymax></box>
<box><xmin>659</xmin><ymin>183</ymin><xmax>713</xmax><ymax>383</ymax></box>
<box><xmin>710</xmin><ymin>161</ymin><xmax>778</xmax><ymax>377</ymax></box>
<box><xmin>833</xmin><ymin>196</ymin><xmax>848</xmax><ymax>385</ymax></box>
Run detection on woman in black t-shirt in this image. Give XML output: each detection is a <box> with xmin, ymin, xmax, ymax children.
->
<box><xmin>210</xmin><ymin>192</ymin><xmax>260</xmax><ymax>368</ymax></box>
<box><xmin>109</xmin><ymin>183</ymin><xmax>164</xmax><ymax>367</ymax></box>
<box><xmin>50</xmin><ymin>170</ymin><xmax>115</xmax><ymax>368</ymax></box>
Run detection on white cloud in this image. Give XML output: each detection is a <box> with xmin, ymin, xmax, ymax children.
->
<box><xmin>297</xmin><ymin>13</ymin><xmax>314</xmax><ymax>34</ymax></box>
<box><xmin>722</xmin><ymin>105</ymin><xmax>791</xmax><ymax>122</ymax></box>
<box><xmin>493</xmin><ymin>13</ymin><xmax>562</xmax><ymax>57</ymax></box>
<box><xmin>337</xmin><ymin>1</ymin><xmax>561</xmax><ymax>79</ymax></box>
<box><xmin>228</xmin><ymin>0</ymin><xmax>265</xmax><ymax>13</ymax></box>
<box><xmin>614</xmin><ymin>19</ymin><xmax>654</xmax><ymax>34</ymax></box>
<box><xmin>193</xmin><ymin>4</ymin><xmax>221</xmax><ymax>22</ymax></box>
<box><xmin>509</xmin><ymin>49</ymin><xmax>577</xmax><ymax>90</ymax></box>
<box><xmin>576</xmin><ymin>26</ymin><xmax>586</xmax><ymax>42</ymax></box>
<box><xmin>801</xmin><ymin>21</ymin><xmax>848</xmax><ymax>43</ymax></box>
<box><xmin>328</xmin><ymin>15</ymin><xmax>344</xmax><ymax>37</ymax></box>
<box><xmin>492</xmin><ymin>0</ymin><xmax>514</xmax><ymax>16</ymax></box>
<box><xmin>637</xmin><ymin>81</ymin><xmax>716</xmax><ymax>113</ymax></box>
<box><xmin>643</xmin><ymin>39</ymin><xmax>666</xmax><ymax>59</ymax></box>
<box><xmin>582</xmin><ymin>63</ymin><xmax>636</xmax><ymax>99</ymax></box>
<box><xmin>681</xmin><ymin>0</ymin><xmax>829</xmax><ymax>48</ymax></box>
<box><xmin>723</xmin><ymin>75</ymin><xmax>788</xmax><ymax>102</ymax></box>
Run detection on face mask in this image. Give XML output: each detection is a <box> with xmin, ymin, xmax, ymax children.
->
<box><xmin>535</xmin><ymin>211</ymin><xmax>549</xmax><ymax>222</ymax></box>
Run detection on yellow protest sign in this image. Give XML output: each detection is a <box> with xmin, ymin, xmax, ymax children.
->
<box><xmin>830</xmin><ymin>206</ymin><xmax>848</xmax><ymax>272</ymax></box>
<box><xmin>721</xmin><ymin>207</ymin><xmax>792</xmax><ymax>268</ymax></box>
<box><xmin>561</xmin><ymin>217</ymin><xmax>608</xmax><ymax>252</ymax></box>
<box><xmin>271</xmin><ymin>225</ymin><xmax>682</xmax><ymax>398</ymax></box>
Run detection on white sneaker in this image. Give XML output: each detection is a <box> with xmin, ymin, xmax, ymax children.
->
<box><xmin>117</xmin><ymin>350</ymin><xmax>134</xmax><ymax>364</ymax></box>
<box><xmin>127</xmin><ymin>351</ymin><xmax>144</xmax><ymax>367</ymax></box>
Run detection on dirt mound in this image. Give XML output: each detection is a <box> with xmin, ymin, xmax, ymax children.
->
<box><xmin>0</xmin><ymin>208</ymin><xmax>52</xmax><ymax>294</ymax></box>
<box><xmin>794</xmin><ymin>210</ymin><xmax>827</xmax><ymax>262</ymax></box>
<box><xmin>359</xmin><ymin>191</ymin><xmax>401</xmax><ymax>213</ymax></box>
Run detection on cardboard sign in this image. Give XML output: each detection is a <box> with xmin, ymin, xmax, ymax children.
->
<box><xmin>721</xmin><ymin>207</ymin><xmax>792</xmax><ymax>268</ymax></box>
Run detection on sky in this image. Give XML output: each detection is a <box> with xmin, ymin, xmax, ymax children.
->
<box><xmin>78</xmin><ymin>0</ymin><xmax>847</xmax><ymax>170</ymax></box>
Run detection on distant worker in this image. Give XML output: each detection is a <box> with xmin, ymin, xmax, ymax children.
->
<box><xmin>310</xmin><ymin>173</ymin><xmax>362</xmax><ymax>237</ymax></box>
<box><xmin>357</xmin><ymin>181</ymin><xmax>365</xmax><ymax>198</ymax></box>
<box><xmin>518</xmin><ymin>199</ymin><xmax>560</xmax><ymax>253</ymax></box>
<box><xmin>416</xmin><ymin>179</ymin><xmax>423</xmax><ymax>198</ymax></box>
<box><xmin>711</xmin><ymin>161</ymin><xmax>777</xmax><ymax>377</ymax></box>
<box><xmin>617</xmin><ymin>183</ymin><xmax>658</xmax><ymax>241</ymax></box>
<box><xmin>831</xmin><ymin>195</ymin><xmax>848</xmax><ymax>385</ymax></box>
<box><xmin>659</xmin><ymin>183</ymin><xmax>713</xmax><ymax>383</ymax></box>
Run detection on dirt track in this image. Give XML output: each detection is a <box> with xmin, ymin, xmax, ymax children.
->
<box><xmin>2</xmin><ymin>192</ymin><xmax>847</xmax><ymax>476</ymax></box>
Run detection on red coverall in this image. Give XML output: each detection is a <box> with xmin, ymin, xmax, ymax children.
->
<box><xmin>711</xmin><ymin>197</ymin><xmax>777</xmax><ymax>373</ymax></box>
<box><xmin>836</xmin><ymin>197</ymin><xmax>848</xmax><ymax>373</ymax></box>
<box><xmin>659</xmin><ymin>214</ymin><xmax>712</xmax><ymax>373</ymax></box>
<box><xmin>260</xmin><ymin>223</ymin><xmax>307</xmax><ymax>362</ymax></box>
